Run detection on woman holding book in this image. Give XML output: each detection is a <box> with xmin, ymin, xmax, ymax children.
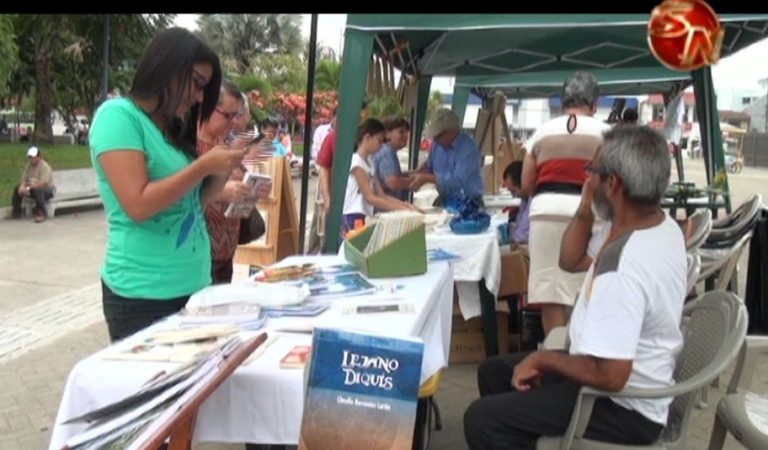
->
<box><xmin>341</xmin><ymin>118</ymin><xmax>419</xmax><ymax>240</ymax></box>
<box><xmin>197</xmin><ymin>79</ymin><xmax>271</xmax><ymax>284</ymax></box>
<box><xmin>88</xmin><ymin>28</ymin><xmax>248</xmax><ymax>342</ymax></box>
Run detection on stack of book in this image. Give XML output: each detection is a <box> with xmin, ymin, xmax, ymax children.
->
<box><xmin>364</xmin><ymin>211</ymin><xmax>424</xmax><ymax>257</ymax></box>
<box><xmin>65</xmin><ymin>335</ymin><xmax>265</xmax><ymax>449</ymax></box>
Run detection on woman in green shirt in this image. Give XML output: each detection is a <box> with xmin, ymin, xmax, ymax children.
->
<box><xmin>89</xmin><ymin>28</ymin><xmax>247</xmax><ymax>342</ymax></box>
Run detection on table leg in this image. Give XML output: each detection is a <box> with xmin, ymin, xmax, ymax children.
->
<box><xmin>479</xmin><ymin>279</ymin><xmax>499</xmax><ymax>357</ymax></box>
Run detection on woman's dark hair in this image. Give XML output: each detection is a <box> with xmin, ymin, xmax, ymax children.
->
<box><xmin>383</xmin><ymin>116</ymin><xmax>411</xmax><ymax>132</ymax></box>
<box><xmin>503</xmin><ymin>161</ymin><xmax>524</xmax><ymax>186</ymax></box>
<box><xmin>128</xmin><ymin>27</ymin><xmax>221</xmax><ymax>158</ymax></box>
<box><xmin>357</xmin><ymin>118</ymin><xmax>386</xmax><ymax>143</ymax></box>
<box><xmin>261</xmin><ymin>117</ymin><xmax>279</xmax><ymax>130</ymax></box>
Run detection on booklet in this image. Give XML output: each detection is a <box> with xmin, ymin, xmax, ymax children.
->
<box><xmin>224</xmin><ymin>172</ymin><xmax>272</xmax><ymax>218</ymax></box>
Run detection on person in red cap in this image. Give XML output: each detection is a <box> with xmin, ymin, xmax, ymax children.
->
<box><xmin>11</xmin><ymin>146</ymin><xmax>56</xmax><ymax>222</ymax></box>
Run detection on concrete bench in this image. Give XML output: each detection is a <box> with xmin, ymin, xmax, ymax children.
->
<box><xmin>22</xmin><ymin>168</ymin><xmax>101</xmax><ymax>217</ymax></box>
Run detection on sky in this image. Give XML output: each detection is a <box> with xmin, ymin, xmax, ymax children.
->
<box><xmin>173</xmin><ymin>14</ymin><xmax>768</xmax><ymax>96</ymax></box>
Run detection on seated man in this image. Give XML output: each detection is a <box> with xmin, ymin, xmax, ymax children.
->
<box><xmin>12</xmin><ymin>146</ymin><xmax>56</xmax><ymax>222</ymax></box>
<box><xmin>464</xmin><ymin>126</ymin><xmax>687</xmax><ymax>449</ymax></box>
<box><xmin>501</xmin><ymin>161</ymin><xmax>530</xmax><ymax>245</ymax></box>
<box><xmin>410</xmin><ymin>108</ymin><xmax>484</xmax><ymax>205</ymax></box>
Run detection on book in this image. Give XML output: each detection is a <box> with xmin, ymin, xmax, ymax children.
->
<box><xmin>178</xmin><ymin>303</ymin><xmax>262</xmax><ymax>324</ymax></box>
<box><xmin>280</xmin><ymin>345</ymin><xmax>312</xmax><ymax>369</ymax></box>
<box><xmin>299</xmin><ymin>328</ymin><xmax>425</xmax><ymax>450</ymax></box>
<box><xmin>262</xmin><ymin>302</ymin><xmax>330</xmax><ymax>318</ymax></box>
<box><xmin>224</xmin><ymin>172</ymin><xmax>272</xmax><ymax>219</ymax></box>
<box><xmin>301</xmin><ymin>272</ymin><xmax>377</xmax><ymax>300</ymax></box>
<box><xmin>342</xmin><ymin>303</ymin><xmax>415</xmax><ymax>315</ymax></box>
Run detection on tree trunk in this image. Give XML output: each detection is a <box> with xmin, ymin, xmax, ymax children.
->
<box><xmin>34</xmin><ymin>43</ymin><xmax>55</xmax><ymax>145</ymax></box>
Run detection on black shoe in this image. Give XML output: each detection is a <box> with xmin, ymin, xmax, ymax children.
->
<box><xmin>10</xmin><ymin>211</ymin><xmax>22</xmax><ymax>219</ymax></box>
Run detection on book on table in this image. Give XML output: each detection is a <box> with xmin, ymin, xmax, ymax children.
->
<box><xmin>299</xmin><ymin>328</ymin><xmax>425</xmax><ymax>450</ymax></box>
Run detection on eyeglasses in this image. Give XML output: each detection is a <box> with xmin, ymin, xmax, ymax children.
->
<box><xmin>584</xmin><ymin>162</ymin><xmax>612</xmax><ymax>176</ymax></box>
<box><xmin>191</xmin><ymin>70</ymin><xmax>209</xmax><ymax>92</ymax></box>
<box><xmin>215</xmin><ymin>108</ymin><xmax>240</xmax><ymax>121</ymax></box>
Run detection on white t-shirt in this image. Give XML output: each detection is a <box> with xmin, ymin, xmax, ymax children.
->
<box><xmin>569</xmin><ymin>215</ymin><xmax>687</xmax><ymax>425</ymax></box>
<box><xmin>343</xmin><ymin>153</ymin><xmax>374</xmax><ymax>216</ymax></box>
<box><xmin>311</xmin><ymin>123</ymin><xmax>332</xmax><ymax>160</ymax></box>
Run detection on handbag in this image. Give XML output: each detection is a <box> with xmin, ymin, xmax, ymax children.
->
<box><xmin>238</xmin><ymin>208</ymin><xmax>266</xmax><ymax>244</ymax></box>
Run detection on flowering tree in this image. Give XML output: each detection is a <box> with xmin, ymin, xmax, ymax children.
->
<box><xmin>249</xmin><ymin>90</ymin><xmax>338</xmax><ymax>139</ymax></box>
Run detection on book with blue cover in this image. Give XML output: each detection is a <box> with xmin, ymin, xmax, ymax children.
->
<box><xmin>299</xmin><ymin>328</ymin><xmax>424</xmax><ymax>450</ymax></box>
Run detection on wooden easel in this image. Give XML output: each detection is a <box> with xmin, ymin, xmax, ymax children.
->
<box><xmin>233</xmin><ymin>157</ymin><xmax>300</xmax><ymax>267</ymax></box>
<box><xmin>475</xmin><ymin>93</ymin><xmax>517</xmax><ymax>194</ymax></box>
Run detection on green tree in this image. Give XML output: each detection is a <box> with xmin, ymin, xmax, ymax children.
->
<box><xmin>0</xmin><ymin>15</ymin><xmax>19</xmax><ymax>100</ymax></box>
<box><xmin>425</xmin><ymin>90</ymin><xmax>445</xmax><ymax>130</ymax></box>
<box><xmin>314</xmin><ymin>58</ymin><xmax>341</xmax><ymax>92</ymax></box>
<box><xmin>53</xmin><ymin>14</ymin><xmax>174</xmax><ymax>129</ymax></box>
<box><xmin>197</xmin><ymin>14</ymin><xmax>303</xmax><ymax>74</ymax></box>
<box><xmin>250</xmin><ymin>53</ymin><xmax>307</xmax><ymax>94</ymax></box>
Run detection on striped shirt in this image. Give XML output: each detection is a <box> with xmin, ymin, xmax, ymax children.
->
<box><xmin>197</xmin><ymin>140</ymin><xmax>243</xmax><ymax>262</ymax></box>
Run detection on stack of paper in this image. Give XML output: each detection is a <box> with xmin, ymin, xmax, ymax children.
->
<box><xmin>364</xmin><ymin>211</ymin><xmax>424</xmax><ymax>256</ymax></box>
<box><xmin>176</xmin><ymin>303</ymin><xmax>266</xmax><ymax>329</ymax></box>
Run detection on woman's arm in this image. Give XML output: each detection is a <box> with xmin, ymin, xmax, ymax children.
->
<box><xmin>352</xmin><ymin>168</ymin><xmax>411</xmax><ymax>212</ymax></box>
<box><xmin>99</xmin><ymin>146</ymin><xmax>245</xmax><ymax>222</ymax></box>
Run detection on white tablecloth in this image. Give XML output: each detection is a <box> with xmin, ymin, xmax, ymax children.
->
<box><xmin>426</xmin><ymin>217</ymin><xmax>508</xmax><ymax>319</ymax></box>
<box><xmin>48</xmin><ymin>256</ymin><xmax>454</xmax><ymax>448</ymax></box>
<box><xmin>483</xmin><ymin>194</ymin><xmax>521</xmax><ymax>210</ymax></box>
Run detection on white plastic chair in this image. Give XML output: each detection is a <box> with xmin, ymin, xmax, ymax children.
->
<box><xmin>536</xmin><ymin>291</ymin><xmax>748</xmax><ymax>450</ymax></box>
<box><xmin>708</xmin><ymin>336</ymin><xmax>768</xmax><ymax>450</ymax></box>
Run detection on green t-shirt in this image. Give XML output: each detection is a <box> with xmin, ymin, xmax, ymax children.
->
<box><xmin>90</xmin><ymin>97</ymin><xmax>211</xmax><ymax>299</ymax></box>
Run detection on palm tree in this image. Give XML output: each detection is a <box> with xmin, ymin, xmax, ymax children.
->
<box><xmin>197</xmin><ymin>14</ymin><xmax>304</xmax><ymax>74</ymax></box>
<box><xmin>315</xmin><ymin>59</ymin><xmax>341</xmax><ymax>92</ymax></box>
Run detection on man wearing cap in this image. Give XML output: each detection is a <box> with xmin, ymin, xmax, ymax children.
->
<box><xmin>410</xmin><ymin>108</ymin><xmax>484</xmax><ymax>204</ymax></box>
<box><xmin>11</xmin><ymin>146</ymin><xmax>56</xmax><ymax>222</ymax></box>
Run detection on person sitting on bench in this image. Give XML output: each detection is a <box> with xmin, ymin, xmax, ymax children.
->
<box><xmin>12</xmin><ymin>146</ymin><xmax>56</xmax><ymax>222</ymax></box>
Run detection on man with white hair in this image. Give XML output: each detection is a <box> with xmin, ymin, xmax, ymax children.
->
<box><xmin>11</xmin><ymin>146</ymin><xmax>56</xmax><ymax>222</ymax></box>
<box><xmin>464</xmin><ymin>125</ymin><xmax>686</xmax><ymax>449</ymax></box>
<box><xmin>410</xmin><ymin>108</ymin><xmax>484</xmax><ymax>204</ymax></box>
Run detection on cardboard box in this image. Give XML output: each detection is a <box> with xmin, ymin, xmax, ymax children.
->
<box><xmin>344</xmin><ymin>223</ymin><xmax>427</xmax><ymax>278</ymax></box>
<box><xmin>499</xmin><ymin>247</ymin><xmax>529</xmax><ymax>298</ymax></box>
<box><xmin>449</xmin><ymin>292</ymin><xmax>510</xmax><ymax>364</ymax></box>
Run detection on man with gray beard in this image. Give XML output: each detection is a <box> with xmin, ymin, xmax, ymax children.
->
<box><xmin>464</xmin><ymin>126</ymin><xmax>687</xmax><ymax>449</ymax></box>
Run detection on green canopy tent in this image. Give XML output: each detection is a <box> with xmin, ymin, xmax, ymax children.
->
<box><xmin>328</xmin><ymin>14</ymin><xmax>768</xmax><ymax>253</ymax></box>
<box><xmin>454</xmin><ymin>67</ymin><xmax>691</xmax><ymax>101</ymax></box>
<box><xmin>454</xmin><ymin>67</ymin><xmax>693</xmax><ymax>181</ymax></box>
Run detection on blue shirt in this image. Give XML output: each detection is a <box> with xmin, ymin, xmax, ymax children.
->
<box><xmin>271</xmin><ymin>139</ymin><xmax>289</xmax><ymax>157</ymax></box>
<box><xmin>425</xmin><ymin>132</ymin><xmax>484</xmax><ymax>201</ymax></box>
<box><xmin>372</xmin><ymin>144</ymin><xmax>408</xmax><ymax>202</ymax></box>
<box><xmin>512</xmin><ymin>198</ymin><xmax>530</xmax><ymax>244</ymax></box>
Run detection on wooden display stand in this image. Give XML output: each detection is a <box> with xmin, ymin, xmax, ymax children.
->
<box><xmin>133</xmin><ymin>334</ymin><xmax>269</xmax><ymax>450</ymax></box>
<box><xmin>233</xmin><ymin>157</ymin><xmax>300</xmax><ymax>267</ymax></box>
<box><xmin>475</xmin><ymin>93</ymin><xmax>524</xmax><ymax>194</ymax></box>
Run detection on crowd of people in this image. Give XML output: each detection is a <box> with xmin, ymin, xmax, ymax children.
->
<box><xmin>9</xmin><ymin>25</ymin><xmax>693</xmax><ymax>450</ymax></box>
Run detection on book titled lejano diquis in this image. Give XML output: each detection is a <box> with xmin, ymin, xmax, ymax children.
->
<box><xmin>299</xmin><ymin>328</ymin><xmax>425</xmax><ymax>450</ymax></box>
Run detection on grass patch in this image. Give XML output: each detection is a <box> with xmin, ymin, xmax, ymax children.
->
<box><xmin>0</xmin><ymin>143</ymin><xmax>92</xmax><ymax>207</ymax></box>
